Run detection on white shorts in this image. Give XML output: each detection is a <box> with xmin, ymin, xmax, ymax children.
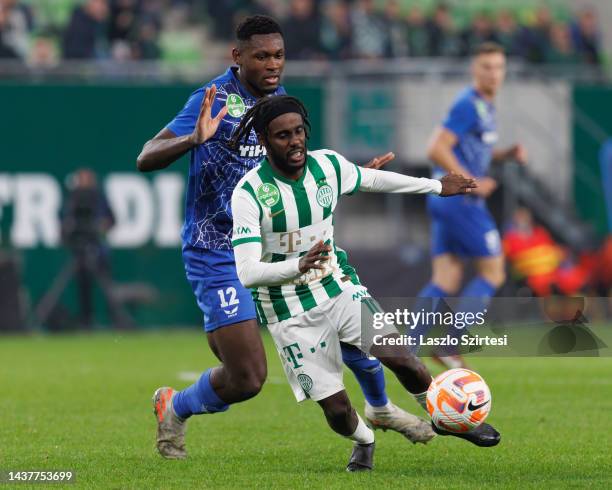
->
<box><xmin>266</xmin><ymin>284</ymin><xmax>396</xmax><ymax>402</ymax></box>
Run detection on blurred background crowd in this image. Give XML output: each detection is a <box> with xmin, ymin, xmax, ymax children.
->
<box><xmin>0</xmin><ymin>0</ymin><xmax>604</xmax><ymax>69</ymax></box>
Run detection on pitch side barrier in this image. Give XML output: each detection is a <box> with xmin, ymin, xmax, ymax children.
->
<box><xmin>497</xmin><ymin>164</ymin><xmax>600</xmax><ymax>252</ymax></box>
<box><xmin>359</xmin><ymin>296</ymin><xmax>611</xmax><ymax>358</ymax></box>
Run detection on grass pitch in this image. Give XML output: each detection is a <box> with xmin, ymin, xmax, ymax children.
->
<box><xmin>2</xmin><ymin>330</ymin><xmax>611</xmax><ymax>489</ymax></box>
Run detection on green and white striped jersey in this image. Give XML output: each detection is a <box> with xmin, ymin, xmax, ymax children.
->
<box><xmin>231</xmin><ymin>149</ymin><xmax>363</xmax><ymax>325</ymax></box>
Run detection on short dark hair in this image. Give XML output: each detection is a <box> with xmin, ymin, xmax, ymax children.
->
<box><xmin>236</xmin><ymin>15</ymin><xmax>283</xmax><ymax>42</ymax></box>
<box><xmin>473</xmin><ymin>42</ymin><xmax>505</xmax><ymax>57</ymax></box>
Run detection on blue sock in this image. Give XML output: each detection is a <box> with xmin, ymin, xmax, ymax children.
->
<box><xmin>340</xmin><ymin>343</ymin><xmax>388</xmax><ymax>407</ymax></box>
<box><xmin>459</xmin><ymin>276</ymin><xmax>497</xmax><ymax>301</ymax></box>
<box><xmin>447</xmin><ymin>277</ymin><xmax>497</xmax><ymax>347</ymax></box>
<box><xmin>456</xmin><ymin>276</ymin><xmax>496</xmax><ymax>331</ymax></box>
<box><xmin>417</xmin><ymin>282</ymin><xmax>449</xmax><ymax>304</ymax></box>
<box><xmin>409</xmin><ymin>283</ymin><xmax>451</xmax><ymax>352</ymax></box>
<box><xmin>172</xmin><ymin>368</ymin><xmax>230</xmax><ymax>418</ymax></box>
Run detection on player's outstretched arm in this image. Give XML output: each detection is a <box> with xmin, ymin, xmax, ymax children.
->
<box><xmin>358</xmin><ymin>166</ymin><xmax>476</xmax><ymax>196</ymax></box>
<box><xmin>358</xmin><ymin>166</ymin><xmax>443</xmax><ymax>195</ymax></box>
<box><xmin>439</xmin><ymin>172</ymin><xmax>478</xmax><ymax>196</ymax></box>
<box><xmin>136</xmin><ymin>85</ymin><xmax>228</xmax><ymax>172</ymax></box>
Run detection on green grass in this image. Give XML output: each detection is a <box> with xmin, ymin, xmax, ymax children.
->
<box><xmin>2</xmin><ymin>330</ymin><xmax>611</xmax><ymax>489</ymax></box>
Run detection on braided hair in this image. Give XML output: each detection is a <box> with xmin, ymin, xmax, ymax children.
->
<box><xmin>229</xmin><ymin>95</ymin><xmax>311</xmax><ymax>150</ymax></box>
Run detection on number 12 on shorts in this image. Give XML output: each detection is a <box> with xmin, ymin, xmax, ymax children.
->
<box><xmin>217</xmin><ymin>287</ymin><xmax>240</xmax><ymax>316</ymax></box>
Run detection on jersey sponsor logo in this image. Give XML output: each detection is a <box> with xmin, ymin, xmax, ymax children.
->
<box><xmin>280</xmin><ymin>230</ymin><xmax>302</xmax><ymax>253</ymax></box>
<box><xmin>297</xmin><ymin>373</ymin><xmax>313</xmax><ymax>393</ymax></box>
<box><xmin>316</xmin><ymin>184</ymin><xmax>333</xmax><ymax>208</ymax></box>
<box><xmin>482</xmin><ymin>131</ymin><xmax>498</xmax><ymax>145</ymax></box>
<box><xmin>238</xmin><ymin>144</ymin><xmax>266</xmax><ymax>158</ymax></box>
<box><xmin>235</xmin><ymin>226</ymin><xmax>251</xmax><ymax>235</ymax></box>
<box><xmin>226</xmin><ymin>93</ymin><xmax>246</xmax><ymax>118</ymax></box>
<box><xmin>256</xmin><ymin>183</ymin><xmax>280</xmax><ymax>207</ymax></box>
<box><xmin>283</xmin><ymin>343</ymin><xmax>304</xmax><ymax>369</ymax></box>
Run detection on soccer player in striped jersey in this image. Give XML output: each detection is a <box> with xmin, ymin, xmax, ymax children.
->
<box><xmin>230</xmin><ymin>95</ymin><xmax>501</xmax><ymax>471</ymax></box>
<box><xmin>138</xmin><ymin>15</ymin><xmax>432</xmax><ymax>460</ymax></box>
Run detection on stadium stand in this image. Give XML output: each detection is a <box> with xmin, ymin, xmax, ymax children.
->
<box><xmin>0</xmin><ymin>0</ymin><xmax>604</xmax><ymax>66</ymax></box>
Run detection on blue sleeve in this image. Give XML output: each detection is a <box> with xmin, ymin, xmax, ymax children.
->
<box><xmin>442</xmin><ymin>96</ymin><xmax>478</xmax><ymax>138</ymax></box>
<box><xmin>166</xmin><ymin>88</ymin><xmax>204</xmax><ymax>137</ymax></box>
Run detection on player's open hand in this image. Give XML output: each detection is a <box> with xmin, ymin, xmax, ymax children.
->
<box><xmin>439</xmin><ymin>172</ymin><xmax>478</xmax><ymax>196</ymax></box>
<box><xmin>363</xmin><ymin>152</ymin><xmax>395</xmax><ymax>170</ymax></box>
<box><xmin>189</xmin><ymin>85</ymin><xmax>228</xmax><ymax>146</ymax></box>
<box><xmin>298</xmin><ymin>240</ymin><xmax>331</xmax><ymax>273</ymax></box>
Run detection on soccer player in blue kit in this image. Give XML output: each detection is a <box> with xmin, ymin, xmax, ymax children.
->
<box><xmin>420</xmin><ymin>43</ymin><xmax>527</xmax><ymax>368</ymax></box>
<box><xmin>137</xmin><ymin>15</ymin><xmax>433</xmax><ymax>459</ymax></box>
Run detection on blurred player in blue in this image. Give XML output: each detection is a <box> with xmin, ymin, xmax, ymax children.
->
<box><xmin>420</xmin><ymin>42</ymin><xmax>527</xmax><ymax>368</ymax></box>
<box><xmin>137</xmin><ymin>15</ymin><xmax>433</xmax><ymax>459</ymax></box>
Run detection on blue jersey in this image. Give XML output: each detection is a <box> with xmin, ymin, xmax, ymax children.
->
<box><xmin>167</xmin><ymin>67</ymin><xmax>285</xmax><ymax>250</ymax></box>
<box><xmin>433</xmin><ymin>86</ymin><xmax>498</xmax><ymax>180</ymax></box>
<box><xmin>427</xmin><ymin>86</ymin><xmax>502</xmax><ymax>257</ymax></box>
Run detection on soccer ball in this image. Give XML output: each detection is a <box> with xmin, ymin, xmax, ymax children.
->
<box><xmin>426</xmin><ymin>368</ymin><xmax>492</xmax><ymax>433</ymax></box>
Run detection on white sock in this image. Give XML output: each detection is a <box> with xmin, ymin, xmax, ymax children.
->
<box><xmin>366</xmin><ymin>399</ymin><xmax>394</xmax><ymax>413</ymax></box>
<box><xmin>347</xmin><ymin>413</ymin><xmax>375</xmax><ymax>445</ymax></box>
<box><xmin>413</xmin><ymin>391</ymin><xmax>428</xmax><ymax>412</ymax></box>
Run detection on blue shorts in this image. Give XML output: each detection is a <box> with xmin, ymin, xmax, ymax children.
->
<box><xmin>182</xmin><ymin>247</ymin><xmax>257</xmax><ymax>332</ymax></box>
<box><xmin>427</xmin><ymin>195</ymin><xmax>501</xmax><ymax>258</ymax></box>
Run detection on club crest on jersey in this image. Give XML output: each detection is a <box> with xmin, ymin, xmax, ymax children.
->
<box><xmin>226</xmin><ymin>93</ymin><xmax>246</xmax><ymax>118</ymax></box>
<box><xmin>316</xmin><ymin>184</ymin><xmax>333</xmax><ymax>208</ymax></box>
<box><xmin>256</xmin><ymin>183</ymin><xmax>280</xmax><ymax>207</ymax></box>
<box><xmin>297</xmin><ymin>373</ymin><xmax>313</xmax><ymax>393</ymax></box>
